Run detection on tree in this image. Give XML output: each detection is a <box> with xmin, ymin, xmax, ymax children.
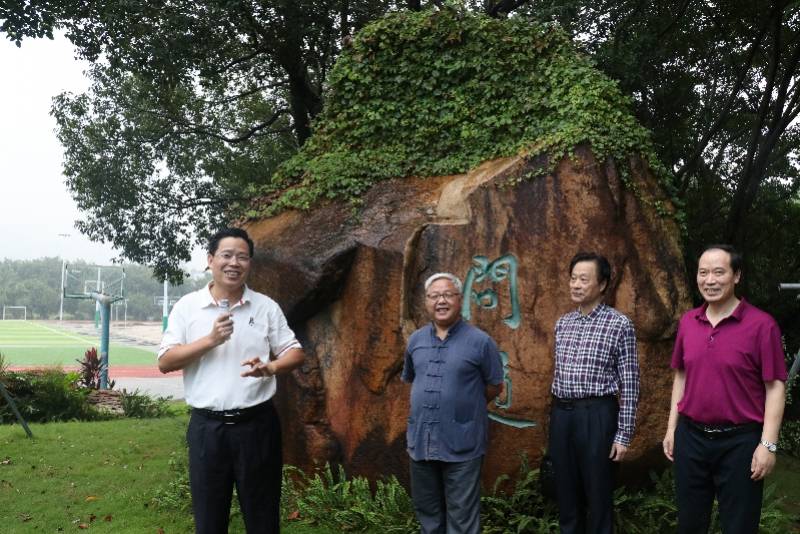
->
<box><xmin>26</xmin><ymin>0</ymin><xmax>531</xmax><ymax>280</ymax></box>
<box><xmin>533</xmin><ymin>1</ymin><xmax>800</xmax><ymax>257</ymax></box>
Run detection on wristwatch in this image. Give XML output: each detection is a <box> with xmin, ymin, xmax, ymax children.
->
<box><xmin>760</xmin><ymin>438</ymin><xmax>777</xmax><ymax>453</ymax></box>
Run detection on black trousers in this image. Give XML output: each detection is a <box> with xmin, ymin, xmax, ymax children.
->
<box><xmin>674</xmin><ymin>417</ymin><xmax>763</xmax><ymax>534</ymax></box>
<box><xmin>187</xmin><ymin>400</ymin><xmax>283</xmax><ymax>534</ymax></box>
<box><xmin>548</xmin><ymin>396</ymin><xmax>618</xmax><ymax>534</ymax></box>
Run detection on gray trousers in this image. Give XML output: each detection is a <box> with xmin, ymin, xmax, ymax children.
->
<box><xmin>409</xmin><ymin>456</ymin><xmax>483</xmax><ymax>534</ymax></box>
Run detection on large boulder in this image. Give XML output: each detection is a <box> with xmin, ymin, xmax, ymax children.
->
<box><xmin>245</xmin><ymin>145</ymin><xmax>690</xmax><ymax>483</ymax></box>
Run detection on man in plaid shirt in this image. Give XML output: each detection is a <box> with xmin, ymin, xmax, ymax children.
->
<box><xmin>548</xmin><ymin>252</ymin><xmax>640</xmax><ymax>534</ymax></box>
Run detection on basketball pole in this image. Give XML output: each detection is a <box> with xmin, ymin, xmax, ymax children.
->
<box><xmin>90</xmin><ymin>291</ymin><xmax>114</xmax><ymax>389</ymax></box>
<box><xmin>59</xmin><ymin>259</ymin><xmax>66</xmax><ymax>321</ymax></box>
<box><xmin>162</xmin><ymin>279</ymin><xmax>169</xmax><ymax>332</ymax></box>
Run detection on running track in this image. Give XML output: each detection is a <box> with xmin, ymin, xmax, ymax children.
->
<box><xmin>8</xmin><ymin>365</ymin><xmax>180</xmax><ymax>378</ymax></box>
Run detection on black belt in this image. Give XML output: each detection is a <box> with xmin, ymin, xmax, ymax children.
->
<box><xmin>192</xmin><ymin>399</ymin><xmax>272</xmax><ymax>424</ymax></box>
<box><xmin>552</xmin><ymin>395</ymin><xmax>616</xmax><ymax>410</ymax></box>
<box><xmin>682</xmin><ymin>415</ymin><xmax>761</xmax><ymax>439</ymax></box>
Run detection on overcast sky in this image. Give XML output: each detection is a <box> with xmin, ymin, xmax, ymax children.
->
<box><xmin>0</xmin><ymin>32</ymin><xmax>204</xmax><ymax>268</ymax></box>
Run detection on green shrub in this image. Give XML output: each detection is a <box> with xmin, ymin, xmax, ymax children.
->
<box><xmin>0</xmin><ymin>368</ymin><xmax>107</xmax><ymax>423</ymax></box>
<box><xmin>120</xmin><ymin>389</ymin><xmax>172</xmax><ymax>418</ymax></box>
<box><xmin>481</xmin><ymin>455</ymin><xmax>559</xmax><ymax>533</ymax></box>
<box><xmin>283</xmin><ymin>463</ymin><xmax>417</xmax><ymax>533</ymax></box>
<box><xmin>150</xmin><ymin>453</ymin><xmax>796</xmax><ymax>533</ymax></box>
<box><xmin>779</xmin><ymin>419</ymin><xmax>800</xmax><ymax>457</ymax></box>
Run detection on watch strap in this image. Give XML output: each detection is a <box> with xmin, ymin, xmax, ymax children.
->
<box><xmin>760</xmin><ymin>438</ymin><xmax>777</xmax><ymax>453</ymax></box>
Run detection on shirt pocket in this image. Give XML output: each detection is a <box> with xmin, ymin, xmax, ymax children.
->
<box><xmin>448</xmin><ymin>420</ymin><xmax>478</xmax><ymax>454</ymax></box>
<box><xmin>241</xmin><ymin>320</ymin><xmax>270</xmax><ymax>357</ymax></box>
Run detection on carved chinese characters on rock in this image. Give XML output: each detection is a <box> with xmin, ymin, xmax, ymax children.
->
<box><xmin>462</xmin><ymin>254</ymin><xmax>535</xmax><ymax>429</ymax></box>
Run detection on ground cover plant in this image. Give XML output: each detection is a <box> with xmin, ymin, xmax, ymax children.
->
<box><xmin>0</xmin><ymin>321</ymin><xmax>155</xmax><ymax>366</ymax></box>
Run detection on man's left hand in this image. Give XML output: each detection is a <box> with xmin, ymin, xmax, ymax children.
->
<box><xmin>609</xmin><ymin>442</ymin><xmax>628</xmax><ymax>462</ymax></box>
<box><xmin>240</xmin><ymin>358</ymin><xmax>275</xmax><ymax>378</ymax></box>
<box><xmin>751</xmin><ymin>444</ymin><xmax>777</xmax><ymax>480</ymax></box>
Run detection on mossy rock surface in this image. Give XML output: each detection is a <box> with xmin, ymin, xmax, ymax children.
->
<box><xmin>262</xmin><ymin>8</ymin><xmax>664</xmax><ymax>214</ymax></box>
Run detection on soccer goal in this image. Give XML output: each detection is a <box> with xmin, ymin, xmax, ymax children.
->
<box><xmin>2</xmin><ymin>306</ymin><xmax>27</xmax><ymax>320</ymax></box>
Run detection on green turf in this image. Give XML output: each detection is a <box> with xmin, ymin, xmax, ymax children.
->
<box><xmin>0</xmin><ymin>416</ymin><xmax>337</xmax><ymax>533</ymax></box>
<box><xmin>0</xmin><ymin>321</ymin><xmax>155</xmax><ymax>366</ymax></box>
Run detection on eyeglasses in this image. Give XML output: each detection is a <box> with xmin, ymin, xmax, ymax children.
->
<box><xmin>216</xmin><ymin>251</ymin><xmax>251</xmax><ymax>263</ymax></box>
<box><xmin>426</xmin><ymin>291</ymin><xmax>461</xmax><ymax>302</ymax></box>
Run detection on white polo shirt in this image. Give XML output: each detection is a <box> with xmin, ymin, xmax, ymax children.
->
<box><xmin>158</xmin><ymin>283</ymin><xmax>301</xmax><ymax>410</ymax></box>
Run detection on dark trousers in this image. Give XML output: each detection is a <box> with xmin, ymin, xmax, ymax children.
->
<box><xmin>409</xmin><ymin>456</ymin><xmax>483</xmax><ymax>534</ymax></box>
<box><xmin>548</xmin><ymin>396</ymin><xmax>618</xmax><ymax>534</ymax></box>
<box><xmin>187</xmin><ymin>401</ymin><xmax>283</xmax><ymax>534</ymax></box>
<box><xmin>674</xmin><ymin>417</ymin><xmax>763</xmax><ymax>534</ymax></box>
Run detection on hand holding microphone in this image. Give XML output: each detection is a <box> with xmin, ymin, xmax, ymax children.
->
<box><xmin>210</xmin><ymin>298</ymin><xmax>234</xmax><ymax>346</ymax></box>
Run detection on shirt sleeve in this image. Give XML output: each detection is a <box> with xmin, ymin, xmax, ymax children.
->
<box><xmin>401</xmin><ymin>346</ymin><xmax>414</xmax><ymax>383</ymax></box>
<box><xmin>670</xmin><ymin>316</ymin><xmax>687</xmax><ymax>370</ymax></box>
<box><xmin>157</xmin><ymin>300</ymin><xmax>188</xmax><ymax>359</ymax></box>
<box><xmin>267</xmin><ymin>305</ymin><xmax>302</xmax><ymax>358</ymax></box>
<box><xmin>614</xmin><ymin>318</ymin><xmax>640</xmax><ymax>446</ymax></box>
<box><xmin>481</xmin><ymin>336</ymin><xmax>504</xmax><ymax>386</ymax></box>
<box><xmin>759</xmin><ymin>319</ymin><xmax>787</xmax><ymax>382</ymax></box>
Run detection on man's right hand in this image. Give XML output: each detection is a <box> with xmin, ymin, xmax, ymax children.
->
<box><xmin>209</xmin><ymin>313</ymin><xmax>234</xmax><ymax>345</ymax></box>
<box><xmin>662</xmin><ymin>427</ymin><xmax>676</xmax><ymax>462</ymax></box>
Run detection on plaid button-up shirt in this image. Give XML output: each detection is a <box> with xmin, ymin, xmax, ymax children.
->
<box><xmin>551</xmin><ymin>303</ymin><xmax>640</xmax><ymax>446</ymax></box>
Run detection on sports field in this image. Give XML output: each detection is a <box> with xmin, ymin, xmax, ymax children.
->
<box><xmin>0</xmin><ymin>320</ymin><xmax>156</xmax><ymax>366</ymax></box>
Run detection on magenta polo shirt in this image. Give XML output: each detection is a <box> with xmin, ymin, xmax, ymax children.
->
<box><xmin>671</xmin><ymin>299</ymin><xmax>787</xmax><ymax>425</ymax></box>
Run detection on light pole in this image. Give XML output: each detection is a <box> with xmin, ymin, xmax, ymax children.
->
<box><xmin>58</xmin><ymin>233</ymin><xmax>71</xmax><ymax>321</ymax></box>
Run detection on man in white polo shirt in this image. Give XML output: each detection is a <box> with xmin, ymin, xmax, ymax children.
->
<box><xmin>158</xmin><ymin>227</ymin><xmax>304</xmax><ymax>533</ymax></box>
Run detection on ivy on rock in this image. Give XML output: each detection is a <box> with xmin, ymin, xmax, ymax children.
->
<box><xmin>260</xmin><ymin>8</ymin><xmax>668</xmax><ymax>215</ymax></box>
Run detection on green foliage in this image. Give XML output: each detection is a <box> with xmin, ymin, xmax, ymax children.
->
<box><xmin>265</xmin><ymin>8</ymin><xmax>665</xmax><ymax>214</ymax></box>
<box><xmin>481</xmin><ymin>455</ymin><xmax>560</xmax><ymax>533</ymax></box>
<box><xmin>0</xmin><ymin>368</ymin><xmax>106</xmax><ymax>423</ymax></box>
<box><xmin>282</xmin><ymin>463</ymin><xmax>417</xmax><ymax>533</ymax></box>
<box><xmin>612</xmin><ymin>469</ymin><xmax>677</xmax><ymax>533</ymax></box>
<box><xmin>779</xmin><ymin>420</ymin><xmax>800</xmax><ymax>458</ymax></box>
<box><xmin>150</xmin><ymin>447</ymin><xmax>192</xmax><ymax>514</ymax></box>
<box><xmin>119</xmin><ymin>390</ymin><xmax>172</xmax><ymax>418</ymax></box>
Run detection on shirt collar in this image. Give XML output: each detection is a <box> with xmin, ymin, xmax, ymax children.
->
<box><xmin>576</xmin><ymin>302</ymin><xmax>606</xmax><ymax>320</ymax></box>
<box><xmin>202</xmin><ymin>282</ymin><xmax>251</xmax><ymax>308</ymax></box>
<box><xmin>694</xmin><ymin>297</ymin><xmax>747</xmax><ymax>323</ymax></box>
<box><xmin>428</xmin><ymin>317</ymin><xmax>464</xmax><ymax>338</ymax></box>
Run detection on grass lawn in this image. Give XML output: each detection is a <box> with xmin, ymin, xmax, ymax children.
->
<box><xmin>0</xmin><ymin>415</ymin><xmax>335</xmax><ymax>533</ymax></box>
<box><xmin>0</xmin><ymin>321</ymin><xmax>155</xmax><ymax>366</ymax></box>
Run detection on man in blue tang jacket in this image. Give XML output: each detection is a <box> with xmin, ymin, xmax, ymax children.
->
<box><xmin>402</xmin><ymin>272</ymin><xmax>504</xmax><ymax>534</ymax></box>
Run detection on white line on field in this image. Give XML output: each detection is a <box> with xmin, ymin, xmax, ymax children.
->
<box><xmin>33</xmin><ymin>322</ymin><xmax>98</xmax><ymax>344</ymax></box>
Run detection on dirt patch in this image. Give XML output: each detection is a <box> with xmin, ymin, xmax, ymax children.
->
<box><xmin>40</xmin><ymin>320</ymin><xmax>163</xmax><ymax>351</ymax></box>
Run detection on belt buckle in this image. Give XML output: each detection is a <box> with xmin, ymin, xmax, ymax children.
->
<box><xmin>561</xmin><ymin>399</ymin><xmax>574</xmax><ymax>411</ymax></box>
<box><xmin>223</xmin><ymin>411</ymin><xmax>241</xmax><ymax>424</ymax></box>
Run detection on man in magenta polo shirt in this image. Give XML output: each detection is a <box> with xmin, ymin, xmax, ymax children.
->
<box><xmin>663</xmin><ymin>244</ymin><xmax>786</xmax><ymax>533</ymax></box>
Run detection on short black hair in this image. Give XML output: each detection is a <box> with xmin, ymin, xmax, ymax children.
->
<box><xmin>207</xmin><ymin>227</ymin><xmax>254</xmax><ymax>257</ymax></box>
<box><xmin>699</xmin><ymin>244</ymin><xmax>743</xmax><ymax>275</ymax></box>
<box><xmin>569</xmin><ymin>252</ymin><xmax>611</xmax><ymax>293</ymax></box>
